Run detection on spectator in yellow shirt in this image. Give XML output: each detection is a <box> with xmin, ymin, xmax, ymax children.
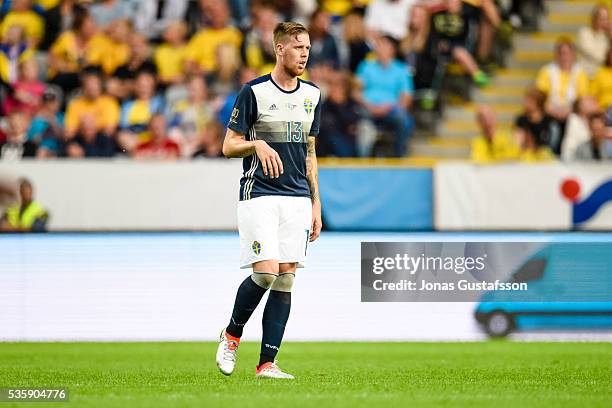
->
<box><xmin>517</xmin><ymin>144</ymin><xmax>556</xmax><ymax>162</ymax></box>
<box><xmin>98</xmin><ymin>18</ymin><xmax>131</xmax><ymax>76</ymax></box>
<box><xmin>154</xmin><ymin>21</ymin><xmax>188</xmax><ymax>86</ymax></box>
<box><xmin>64</xmin><ymin>67</ymin><xmax>120</xmax><ymax>139</ymax></box>
<box><xmin>471</xmin><ymin>105</ymin><xmax>520</xmax><ymax>163</ymax></box>
<box><xmin>48</xmin><ymin>6</ymin><xmax>107</xmax><ymax>93</ymax></box>
<box><xmin>242</xmin><ymin>3</ymin><xmax>278</xmax><ymax>75</ymax></box>
<box><xmin>591</xmin><ymin>47</ymin><xmax>612</xmax><ymax>111</ymax></box>
<box><xmin>0</xmin><ymin>0</ymin><xmax>44</xmax><ymax>48</ymax></box>
<box><xmin>0</xmin><ymin>24</ymin><xmax>34</xmax><ymax>84</ymax></box>
<box><xmin>186</xmin><ymin>0</ymin><xmax>242</xmax><ymax>74</ymax></box>
<box><xmin>535</xmin><ymin>37</ymin><xmax>589</xmax><ymax>126</ymax></box>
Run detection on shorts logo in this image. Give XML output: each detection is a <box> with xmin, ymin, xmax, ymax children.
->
<box><xmin>304</xmin><ymin>98</ymin><xmax>313</xmax><ymax>115</ymax></box>
<box><xmin>252</xmin><ymin>240</ymin><xmax>262</xmax><ymax>255</ymax></box>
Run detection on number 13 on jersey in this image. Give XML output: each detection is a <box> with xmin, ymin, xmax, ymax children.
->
<box><xmin>286</xmin><ymin>121</ymin><xmax>303</xmax><ymax>142</ymax></box>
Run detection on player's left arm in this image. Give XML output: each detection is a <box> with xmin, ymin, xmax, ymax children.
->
<box><xmin>306</xmin><ymin>136</ymin><xmax>322</xmax><ymax>242</ymax></box>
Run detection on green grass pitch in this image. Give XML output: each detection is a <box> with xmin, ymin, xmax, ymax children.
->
<box><xmin>1</xmin><ymin>342</ymin><xmax>610</xmax><ymax>407</ymax></box>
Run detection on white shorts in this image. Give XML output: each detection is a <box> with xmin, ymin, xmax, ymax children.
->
<box><xmin>238</xmin><ymin>195</ymin><xmax>312</xmax><ymax>269</ymax></box>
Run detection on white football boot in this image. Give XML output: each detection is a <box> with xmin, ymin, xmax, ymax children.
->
<box><xmin>216</xmin><ymin>330</ymin><xmax>239</xmax><ymax>376</ymax></box>
<box><xmin>255</xmin><ymin>361</ymin><xmax>295</xmax><ymax>379</ymax></box>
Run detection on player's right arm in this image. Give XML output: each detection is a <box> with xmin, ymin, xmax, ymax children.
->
<box><xmin>222</xmin><ymin>129</ymin><xmax>284</xmax><ymax>178</ymax></box>
<box><xmin>223</xmin><ymin>84</ymin><xmax>283</xmax><ymax>178</ymax></box>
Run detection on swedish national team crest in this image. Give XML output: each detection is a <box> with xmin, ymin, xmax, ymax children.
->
<box><xmin>304</xmin><ymin>98</ymin><xmax>313</xmax><ymax>115</ymax></box>
<box><xmin>252</xmin><ymin>241</ymin><xmax>261</xmax><ymax>255</ymax></box>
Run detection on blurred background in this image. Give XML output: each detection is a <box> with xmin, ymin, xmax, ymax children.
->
<box><xmin>1</xmin><ymin>0</ymin><xmax>611</xmax><ymax>342</ymax></box>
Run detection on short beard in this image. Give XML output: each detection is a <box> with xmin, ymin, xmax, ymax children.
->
<box><xmin>283</xmin><ymin>63</ymin><xmax>303</xmax><ymax>78</ymax></box>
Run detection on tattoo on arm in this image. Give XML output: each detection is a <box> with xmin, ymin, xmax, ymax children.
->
<box><xmin>306</xmin><ymin>137</ymin><xmax>320</xmax><ymax>204</ymax></box>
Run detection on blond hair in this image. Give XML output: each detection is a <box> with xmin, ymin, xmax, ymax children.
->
<box><xmin>272</xmin><ymin>22</ymin><xmax>308</xmax><ymax>49</ymax></box>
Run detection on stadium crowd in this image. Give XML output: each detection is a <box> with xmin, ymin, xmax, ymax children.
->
<box><xmin>0</xmin><ymin>0</ymin><xmax>609</xmax><ymax>161</ymax></box>
<box><xmin>472</xmin><ymin>3</ymin><xmax>612</xmax><ymax>162</ymax></box>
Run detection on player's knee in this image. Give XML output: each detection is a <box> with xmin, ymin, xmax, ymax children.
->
<box><xmin>251</xmin><ymin>272</ymin><xmax>277</xmax><ymax>289</ymax></box>
<box><xmin>271</xmin><ymin>272</ymin><xmax>295</xmax><ymax>292</ymax></box>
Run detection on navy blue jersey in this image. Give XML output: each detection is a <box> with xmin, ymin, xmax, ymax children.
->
<box><xmin>227</xmin><ymin>74</ymin><xmax>321</xmax><ymax>201</ymax></box>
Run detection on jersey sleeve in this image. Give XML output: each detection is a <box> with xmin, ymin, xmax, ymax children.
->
<box><xmin>309</xmin><ymin>95</ymin><xmax>322</xmax><ymax>137</ymax></box>
<box><xmin>227</xmin><ymin>84</ymin><xmax>258</xmax><ymax>135</ymax></box>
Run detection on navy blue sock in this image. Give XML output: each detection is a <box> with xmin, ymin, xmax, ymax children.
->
<box><xmin>259</xmin><ymin>290</ymin><xmax>291</xmax><ymax>366</ymax></box>
<box><xmin>226</xmin><ymin>276</ymin><xmax>268</xmax><ymax>338</ymax></box>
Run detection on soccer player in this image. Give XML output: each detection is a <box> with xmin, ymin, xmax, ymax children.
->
<box><xmin>215</xmin><ymin>22</ymin><xmax>322</xmax><ymax>379</ymax></box>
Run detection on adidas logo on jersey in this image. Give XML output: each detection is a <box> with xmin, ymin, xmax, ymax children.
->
<box><xmin>269</xmin><ymin>104</ymin><xmax>278</xmax><ymax>111</ymax></box>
